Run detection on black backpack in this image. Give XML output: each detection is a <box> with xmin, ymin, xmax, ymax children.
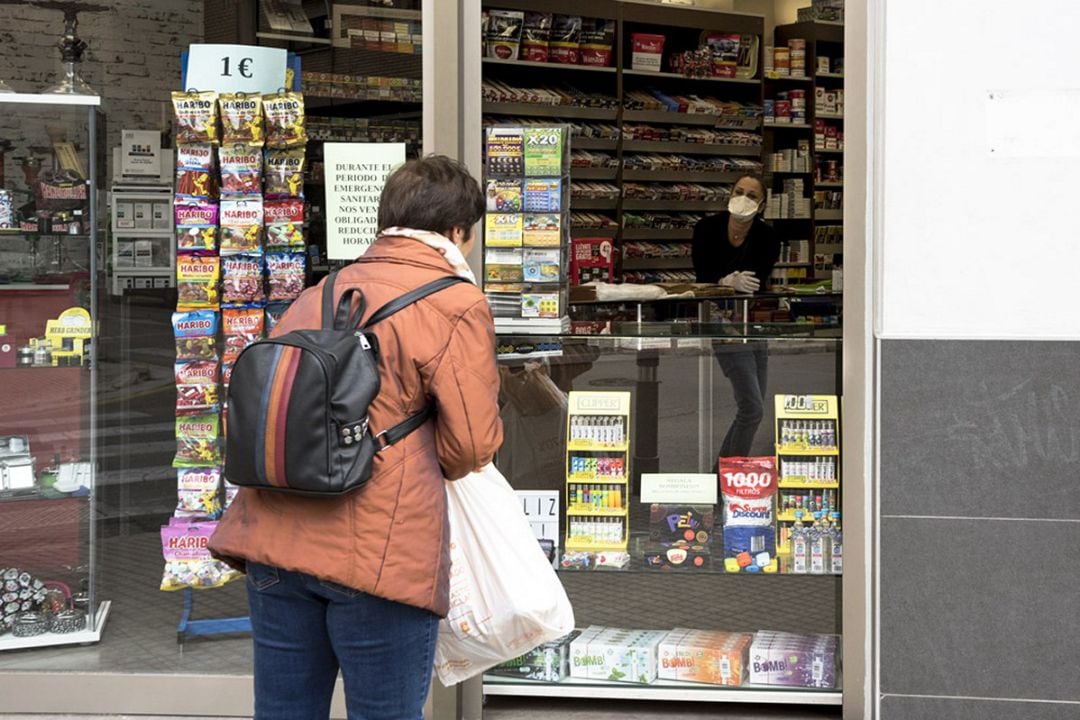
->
<box><xmin>224</xmin><ymin>271</ymin><xmax>465</xmax><ymax>496</ymax></box>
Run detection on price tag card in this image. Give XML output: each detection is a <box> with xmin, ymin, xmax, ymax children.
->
<box><xmin>185</xmin><ymin>44</ymin><xmax>287</xmax><ymax>95</ymax></box>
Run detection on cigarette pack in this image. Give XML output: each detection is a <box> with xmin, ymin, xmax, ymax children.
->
<box><xmin>658</xmin><ymin>629</ymin><xmax>753</xmax><ymax>686</ymax></box>
<box><xmin>570</xmin><ymin>626</ymin><xmax>666</xmax><ymax>684</ymax></box>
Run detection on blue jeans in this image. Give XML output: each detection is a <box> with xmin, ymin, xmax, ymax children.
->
<box><xmin>246</xmin><ymin>562</ymin><xmax>439</xmax><ymax>720</ymax></box>
<box><xmin>715</xmin><ymin>343</ymin><xmax>769</xmax><ymax>458</ymax></box>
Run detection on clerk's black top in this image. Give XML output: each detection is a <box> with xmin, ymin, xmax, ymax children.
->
<box><xmin>691</xmin><ymin>211</ymin><xmax>780</xmax><ymax>288</ymax></box>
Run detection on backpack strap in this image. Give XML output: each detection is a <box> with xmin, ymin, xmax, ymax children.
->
<box><xmin>368</xmin><ymin>276</ymin><xmax>468</xmax><ymax>450</ymax></box>
<box><xmin>321</xmin><ymin>271</ymin><xmax>367</xmax><ymax>330</ymax></box>
<box><xmin>364</xmin><ymin>276</ymin><xmax>467</xmax><ymax>328</ymax></box>
<box><xmin>376</xmin><ymin>405</ymin><xmax>435</xmax><ymax>450</ymax></box>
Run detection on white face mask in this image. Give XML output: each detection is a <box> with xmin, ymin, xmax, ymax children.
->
<box><xmin>728</xmin><ymin>194</ymin><xmax>760</xmax><ymax>219</ymax></box>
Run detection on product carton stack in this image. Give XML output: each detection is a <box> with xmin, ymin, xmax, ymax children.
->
<box><xmin>570</xmin><ymin>626</ymin><xmax>667</xmax><ymax>684</ymax></box>
<box><xmin>749</xmin><ymin>631</ymin><xmax>840</xmax><ymax>688</ymax></box>
<box><xmin>657</xmin><ymin>628</ymin><xmax>753</xmax><ymax>686</ymax></box>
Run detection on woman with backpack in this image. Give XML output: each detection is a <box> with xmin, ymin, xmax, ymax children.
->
<box><xmin>210</xmin><ymin>155</ymin><xmax>503</xmax><ymax>720</ymax></box>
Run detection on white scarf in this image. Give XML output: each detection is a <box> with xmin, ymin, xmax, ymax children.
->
<box><xmin>378</xmin><ymin>227</ymin><xmax>477</xmax><ymax>285</ymax></box>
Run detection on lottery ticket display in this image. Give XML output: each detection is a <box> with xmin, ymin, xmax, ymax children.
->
<box><xmin>163</xmin><ymin>89</ymin><xmax>309</xmax><ymax>591</ymax></box>
<box><xmin>483</xmin><ymin>126</ymin><xmax>570</xmax><ymax>329</ymax></box>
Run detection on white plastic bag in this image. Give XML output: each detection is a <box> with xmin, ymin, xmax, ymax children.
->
<box><xmin>434</xmin><ymin>463</ymin><xmax>575</xmax><ymax>686</ymax></box>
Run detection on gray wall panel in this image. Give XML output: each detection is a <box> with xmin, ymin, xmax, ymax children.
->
<box><xmin>880</xmin><ymin>340</ymin><xmax>1080</xmax><ymax>519</ymax></box>
<box><xmin>881</xmin><ymin>696</ymin><xmax>1080</xmax><ymax>720</ymax></box>
<box><xmin>880</xmin><ymin>517</ymin><xmax>1080</xmax><ymax>702</ymax></box>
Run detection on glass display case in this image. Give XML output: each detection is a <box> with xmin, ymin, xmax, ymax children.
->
<box><xmin>487</xmin><ymin>320</ymin><xmax>842</xmax><ymax>704</ymax></box>
<box><xmin>0</xmin><ymin>94</ymin><xmax>108</xmax><ymax>650</ymax></box>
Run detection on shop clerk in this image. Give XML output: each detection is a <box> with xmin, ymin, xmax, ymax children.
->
<box><xmin>691</xmin><ymin>175</ymin><xmax>780</xmax><ymax>458</ymax></box>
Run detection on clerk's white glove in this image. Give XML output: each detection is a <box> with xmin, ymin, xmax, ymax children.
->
<box><xmin>720</xmin><ymin>271</ymin><xmax>760</xmax><ymax>294</ymax></box>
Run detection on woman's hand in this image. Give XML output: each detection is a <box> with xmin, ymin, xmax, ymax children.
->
<box><xmin>720</xmin><ymin>271</ymin><xmax>760</xmax><ymax>294</ymax></box>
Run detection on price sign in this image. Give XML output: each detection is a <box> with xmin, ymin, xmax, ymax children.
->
<box><xmin>184</xmin><ymin>44</ymin><xmax>287</xmax><ymax>95</ymax></box>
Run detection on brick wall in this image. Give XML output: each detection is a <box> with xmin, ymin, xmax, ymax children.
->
<box><xmin>0</xmin><ymin>0</ymin><xmax>203</xmax><ymax>192</ymax></box>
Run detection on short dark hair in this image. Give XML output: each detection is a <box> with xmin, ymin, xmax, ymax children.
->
<box><xmin>736</xmin><ymin>174</ymin><xmax>767</xmax><ymax>198</ymax></box>
<box><xmin>377</xmin><ymin>155</ymin><xmax>485</xmax><ymax>236</ymax></box>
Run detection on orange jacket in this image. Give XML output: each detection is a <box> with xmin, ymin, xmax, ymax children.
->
<box><xmin>209</xmin><ymin>235</ymin><xmax>503</xmax><ymax>616</ymax></box>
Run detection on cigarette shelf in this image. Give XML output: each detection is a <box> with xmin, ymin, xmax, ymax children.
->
<box><xmin>572</xmin><ymin>199</ymin><xmax>620</xmax><ymax>210</ymax></box>
<box><xmin>572</xmin><ymin>226</ymin><xmax>619</xmax><ymax>238</ymax></box>
<box><xmin>621</xmin><ymin>200</ymin><xmax>729</xmax><ymax>211</ymax></box>
<box><xmin>816</xmin><ymin>72</ymin><xmax>845</xmax><ymax>79</ymax></box>
<box><xmin>571</xmin><ymin>167</ymin><xmax>619</xmax><ymax>180</ymax></box>
<box><xmin>620</xmin><ymin>140</ymin><xmax>762</xmax><ymax>157</ymax></box>
<box><xmin>763</xmin><ymin>75</ymin><xmax>813</xmax><ymax>83</ymax></box>
<box><xmin>815</xmin><ymin>112</ymin><xmax>844</xmax><ymax>120</ymax></box>
<box><xmin>763</xmin><ymin>122</ymin><xmax>813</xmax><ymax>130</ymax></box>
<box><xmin>622</xmin><ymin>110</ymin><xmax>754</xmax><ymax>128</ymax></box>
<box><xmin>816</xmin><ymin>210</ymin><xmax>843</xmax><ymax>221</ymax></box>
<box><xmin>621</xmin><ymin>69</ymin><xmax>761</xmax><ymax>86</ymax></box>
<box><xmin>621</xmin><ymin>228</ymin><xmax>695</xmax><ymax>240</ymax></box>
<box><xmin>814</xmin><ymin>148</ymin><xmax>844</xmax><ymax>154</ymax></box>
<box><xmin>572</xmin><ymin>137</ymin><xmax>620</xmax><ymax>151</ymax></box>
<box><xmin>483</xmin><ymin>102</ymin><xmax>618</xmax><ymax>121</ymax></box>
<box><xmin>621</xmin><ymin>257</ymin><xmax>694</xmax><ymax>270</ymax></box>
<box><xmin>483</xmin><ymin>57</ymin><xmax>617</xmax><ymax>74</ymax></box>
<box><xmin>765</xmin><ymin>170</ymin><xmax>812</xmax><ymax>175</ymax></box>
<box><xmin>621</xmin><ymin>170</ymin><xmax>743</xmax><ymax>183</ymax></box>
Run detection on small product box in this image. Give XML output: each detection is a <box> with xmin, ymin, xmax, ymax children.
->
<box><xmin>0</xmin><ymin>324</ymin><xmax>14</xmax><ymax>369</ymax></box>
<box><xmin>490</xmin><ymin>631</ymin><xmax>580</xmax><ymax>682</ymax></box>
<box><xmin>658</xmin><ymin>629</ymin><xmax>753</xmax><ymax>686</ymax></box>
<box><xmin>116</xmin><ymin>201</ymin><xmax>135</xmax><ymax>229</ymax></box>
<box><xmin>116</xmin><ymin>240</ymin><xmax>135</xmax><ymax>268</ymax></box>
<box><xmin>134</xmin><ymin>202</ymin><xmax>153</xmax><ymax>229</ymax></box>
<box><xmin>152</xmin><ymin>201</ymin><xmax>171</xmax><ymax>230</ymax></box>
<box><xmin>642</xmin><ymin>541</ymin><xmax>711</xmax><ymax>570</ymax></box>
<box><xmin>649</xmin><ymin>504</ymin><xmax>716</xmax><ymax>546</ymax></box>
<box><xmin>570</xmin><ymin>626</ymin><xmax>666</xmax><ymax>684</ymax></box>
<box><xmin>631</xmin><ymin>33</ymin><xmax>666</xmax><ymax>72</ymax></box>
<box><xmin>134</xmin><ymin>240</ymin><xmax>154</xmax><ymax>268</ymax></box>
<box><xmin>748</xmin><ymin>631</ymin><xmax>840</xmax><ymax>688</ymax></box>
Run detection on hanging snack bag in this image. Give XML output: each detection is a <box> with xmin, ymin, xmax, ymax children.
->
<box><xmin>486</xmin><ymin>10</ymin><xmax>524</xmax><ymax>60</ymax></box>
<box><xmin>176</xmin><ymin>255</ymin><xmax>220</xmax><ymax>310</ymax></box>
<box><xmin>264</xmin><ymin>198</ymin><xmax>305</xmax><ymax>249</ymax></box>
<box><xmin>263</xmin><ymin>91</ymin><xmax>307</xmax><ymax>148</ymax></box>
<box><xmin>550</xmin><ymin>15</ymin><xmax>582</xmax><ymax>64</ymax></box>
<box><xmin>173</xmin><ymin>310</ymin><xmax>219</xmax><ymax>362</ymax></box>
<box><xmin>172</xmin><ymin>90</ymin><xmax>220</xmax><ymax>145</ymax></box>
<box><xmin>719</xmin><ymin>456</ymin><xmax>778</xmax><ymax>571</ymax></box>
<box><xmin>522</xmin><ymin>12</ymin><xmax>553</xmax><ymax>62</ymax></box>
<box><xmin>175</xmin><ymin>144</ymin><xmax>218</xmax><ymax>198</ymax></box>
<box><xmin>175</xmin><ymin>360</ymin><xmax>221</xmax><ymax>415</ymax></box>
<box><xmin>264</xmin><ymin>148</ymin><xmax>305</xmax><ymax>200</ymax></box>
<box><xmin>264</xmin><ymin>301</ymin><xmax>291</xmax><ymax>333</ymax></box>
<box><xmin>222</xmin><ymin>253</ymin><xmax>266</xmax><ymax>305</ymax></box>
<box><xmin>219</xmin><ymin>92</ymin><xmax>264</xmax><ymax>146</ymax></box>
<box><xmin>175</xmin><ymin>467</ymin><xmax>222</xmax><ymax>519</ymax></box>
<box><xmin>222</xmin><ymin>307</ymin><xmax>265</xmax><ymax>364</ymax></box>
<box><xmin>175</xmin><ymin>197</ymin><xmax>218</xmax><ymax>253</ymax></box>
<box><xmin>220</xmin><ymin>196</ymin><xmax>264</xmax><ymax>255</ymax></box>
<box><xmin>173</xmin><ymin>413</ymin><xmax>221</xmax><ymax>468</ymax></box>
<box><xmin>160</xmin><ymin>522</ymin><xmax>241</xmax><ymax>591</ymax></box>
<box><xmin>580</xmin><ymin>18</ymin><xmax>616</xmax><ymax>67</ymax></box>
<box><xmin>219</xmin><ymin>144</ymin><xmax>263</xmax><ymax>196</ymax></box>
<box><xmin>266</xmin><ymin>252</ymin><xmax>306</xmax><ymax>302</ymax></box>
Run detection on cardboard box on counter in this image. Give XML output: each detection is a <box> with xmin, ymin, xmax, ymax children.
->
<box><xmin>749</xmin><ymin>631</ymin><xmax>840</xmax><ymax>688</ymax></box>
<box><xmin>658</xmin><ymin>628</ymin><xmax>753</xmax><ymax>686</ymax></box>
<box><xmin>570</xmin><ymin>626</ymin><xmax>666</xmax><ymax>684</ymax></box>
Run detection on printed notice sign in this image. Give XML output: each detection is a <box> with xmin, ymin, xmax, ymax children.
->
<box><xmin>325</xmin><ymin>143</ymin><xmax>406</xmax><ymax>260</ymax></box>
<box><xmin>640</xmin><ymin>473</ymin><xmax>718</xmax><ymax>505</ymax></box>
<box><xmin>121</xmin><ymin>129</ymin><xmax>161</xmax><ymax>177</ymax></box>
